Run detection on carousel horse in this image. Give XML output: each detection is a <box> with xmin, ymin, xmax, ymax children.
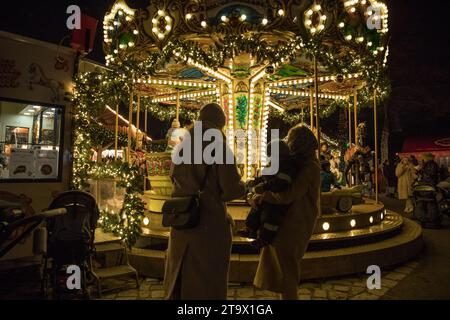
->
<box><xmin>344</xmin><ymin>145</ymin><xmax>371</xmax><ymax>186</ymax></box>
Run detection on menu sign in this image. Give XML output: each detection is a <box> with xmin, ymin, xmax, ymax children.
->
<box><xmin>8</xmin><ymin>149</ymin><xmax>35</xmax><ymax>179</ymax></box>
<box><xmin>7</xmin><ymin>148</ymin><xmax>58</xmax><ymax>180</ymax></box>
<box><xmin>35</xmin><ymin>149</ymin><xmax>58</xmax><ymax>179</ymax></box>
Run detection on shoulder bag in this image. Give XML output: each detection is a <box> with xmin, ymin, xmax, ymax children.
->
<box><xmin>162</xmin><ymin>165</ymin><xmax>211</xmax><ymax>230</ymax></box>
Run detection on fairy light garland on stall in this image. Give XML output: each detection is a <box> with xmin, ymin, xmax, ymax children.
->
<box><xmin>72</xmin><ymin>72</ymin><xmax>145</xmax><ymax>247</ymax></box>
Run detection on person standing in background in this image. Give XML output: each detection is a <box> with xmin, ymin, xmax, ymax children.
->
<box><xmin>420</xmin><ymin>153</ymin><xmax>440</xmax><ymax>186</ymax></box>
<box><xmin>396</xmin><ymin>157</ymin><xmax>416</xmax><ymax>214</ymax></box>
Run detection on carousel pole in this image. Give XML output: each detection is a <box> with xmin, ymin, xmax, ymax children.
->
<box><xmin>313</xmin><ymin>55</ymin><xmax>321</xmax><ymax>159</ymax></box>
<box><xmin>313</xmin><ymin>55</ymin><xmax>322</xmax><ymax>216</ymax></box>
<box><xmin>136</xmin><ymin>93</ymin><xmax>141</xmax><ymax>134</ymax></box>
<box><xmin>374</xmin><ymin>89</ymin><xmax>379</xmax><ymax>204</ymax></box>
<box><xmin>176</xmin><ymin>90</ymin><xmax>180</xmax><ymax>122</ymax></box>
<box><xmin>354</xmin><ymin>91</ymin><xmax>358</xmax><ymax>146</ymax></box>
<box><xmin>144</xmin><ymin>104</ymin><xmax>148</xmax><ymax>134</ymax></box>
<box><xmin>348</xmin><ymin>98</ymin><xmax>352</xmax><ymax>146</ymax></box>
<box><xmin>114</xmin><ymin>104</ymin><xmax>119</xmax><ymax>160</ymax></box>
<box><xmin>127</xmin><ymin>90</ymin><xmax>134</xmax><ymax>164</ymax></box>
<box><xmin>348</xmin><ymin>98</ymin><xmax>353</xmax><ymax>187</ymax></box>
<box><xmin>310</xmin><ymin>87</ymin><xmax>314</xmax><ymax>130</ymax></box>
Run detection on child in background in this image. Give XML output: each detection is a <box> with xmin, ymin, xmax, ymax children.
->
<box><xmin>321</xmin><ymin>161</ymin><xmax>341</xmax><ymax>192</ymax></box>
<box><xmin>239</xmin><ymin>139</ymin><xmax>298</xmax><ymax>249</ymax></box>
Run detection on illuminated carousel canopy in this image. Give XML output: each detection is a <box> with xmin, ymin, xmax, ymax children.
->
<box><xmin>100</xmin><ymin>0</ymin><xmax>390</xmax><ymax>179</ymax></box>
<box><xmin>103</xmin><ymin>0</ymin><xmax>389</xmax><ymax>96</ymax></box>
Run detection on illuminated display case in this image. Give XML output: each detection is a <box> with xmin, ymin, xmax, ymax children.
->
<box><xmin>88</xmin><ymin>178</ymin><xmax>126</xmax><ymax>214</ymax></box>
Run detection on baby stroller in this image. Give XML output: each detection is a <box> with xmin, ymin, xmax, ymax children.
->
<box><xmin>436</xmin><ymin>179</ymin><xmax>450</xmax><ymax>217</ymax></box>
<box><xmin>0</xmin><ymin>204</ymin><xmax>66</xmax><ymax>260</ymax></box>
<box><xmin>412</xmin><ymin>182</ymin><xmax>442</xmax><ymax>228</ymax></box>
<box><xmin>42</xmin><ymin>191</ymin><xmax>100</xmax><ymax>299</ymax></box>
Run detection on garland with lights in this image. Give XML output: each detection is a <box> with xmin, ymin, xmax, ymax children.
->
<box><xmin>72</xmin><ymin>72</ymin><xmax>145</xmax><ymax>246</ymax></box>
<box><xmin>106</xmin><ymin>34</ymin><xmax>389</xmax><ymax>104</ymax></box>
<box><xmin>269</xmin><ymin>109</ymin><xmax>339</xmax><ymax>147</ymax></box>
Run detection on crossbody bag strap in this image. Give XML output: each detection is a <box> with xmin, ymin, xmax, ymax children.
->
<box><xmin>198</xmin><ymin>165</ymin><xmax>212</xmax><ymax>196</ymax></box>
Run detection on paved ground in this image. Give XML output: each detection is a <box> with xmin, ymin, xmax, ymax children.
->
<box><xmin>1</xmin><ymin>196</ymin><xmax>449</xmax><ymax>300</ymax></box>
<box><xmin>380</xmin><ymin>196</ymin><xmax>450</xmax><ymax>300</ymax></box>
<box><xmin>92</xmin><ymin>260</ymin><xmax>418</xmax><ymax>300</ymax></box>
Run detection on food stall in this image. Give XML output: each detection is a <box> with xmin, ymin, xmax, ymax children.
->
<box><xmin>0</xmin><ymin>31</ymin><xmax>77</xmax><ymax>263</ymax></box>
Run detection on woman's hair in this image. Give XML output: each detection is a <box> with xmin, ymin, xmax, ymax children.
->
<box><xmin>198</xmin><ymin>103</ymin><xmax>226</xmax><ymax>129</ymax></box>
<box><xmin>287</xmin><ymin>125</ymin><xmax>319</xmax><ymax>159</ymax></box>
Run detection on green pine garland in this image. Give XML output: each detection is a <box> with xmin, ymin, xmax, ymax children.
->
<box><xmin>236</xmin><ymin>95</ymin><xmax>248</xmax><ymax>129</ymax></box>
<box><xmin>253</xmin><ymin>96</ymin><xmax>262</xmax><ymax>128</ymax></box>
<box><xmin>72</xmin><ymin>72</ymin><xmax>145</xmax><ymax>247</ymax></box>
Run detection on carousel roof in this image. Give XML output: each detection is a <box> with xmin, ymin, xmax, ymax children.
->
<box><xmin>101</xmin><ymin>0</ymin><xmax>390</xmax><ymax>110</ymax></box>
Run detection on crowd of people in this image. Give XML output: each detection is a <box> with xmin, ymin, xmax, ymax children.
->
<box><xmin>383</xmin><ymin>153</ymin><xmax>449</xmax><ymax>214</ymax></box>
<box><xmin>319</xmin><ymin>142</ymin><xmax>376</xmax><ymax>195</ymax></box>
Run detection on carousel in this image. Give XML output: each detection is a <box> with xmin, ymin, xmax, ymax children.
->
<box><xmin>74</xmin><ymin>0</ymin><xmax>423</xmax><ymax>282</ymax></box>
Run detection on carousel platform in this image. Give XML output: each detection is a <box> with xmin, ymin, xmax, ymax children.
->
<box><xmin>127</xmin><ymin>199</ymin><xmax>423</xmax><ymax>283</ymax></box>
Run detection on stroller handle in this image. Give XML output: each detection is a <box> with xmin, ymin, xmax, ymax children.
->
<box><xmin>0</xmin><ymin>208</ymin><xmax>67</xmax><ymax>258</ymax></box>
<box><xmin>40</xmin><ymin>208</ymin><xmax>67</xmax><ymax>218</ymax></box>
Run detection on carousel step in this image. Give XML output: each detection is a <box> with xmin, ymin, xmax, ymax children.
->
<box><xmin>93</xmin><ymin>265</ymin><xmax>138</xmax><ymax>279</ymax></box>
<box><xmin>94</xmin><ymin>229</ymin><xmax>121</xmax><ymax>245</ymax></box>
<box><xmin>95</xmin><ymin>242</ymin><xmax>125</xmax><ymax>253</ymax></box>
<box><xmin>129</xmin><ymin>216</ymin><xmax>423</xmax><ymax>283</ymax></box>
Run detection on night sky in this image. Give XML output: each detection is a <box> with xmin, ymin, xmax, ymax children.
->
<box><xmin>1</xmin><ymin>0</ymin><xmax>449</xmax><ymax>150</ymax></box>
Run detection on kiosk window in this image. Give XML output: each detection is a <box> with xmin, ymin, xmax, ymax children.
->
<box><xmin>0</xmin><ymin>100</ymin><xmax>63</xmax><ymax>181</ymax></box>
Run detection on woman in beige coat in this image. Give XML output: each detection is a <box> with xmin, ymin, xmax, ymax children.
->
<box><xmin>164</xmin><ymin>103</ymin><xmax>246</xmax><ymax>300</ymax></box>
<box><xmin>251</xmin><ymin>125</ymin><xmax>320</xmax><ymax>300</ymax></box>
<box><xmin>396</xmin><ymin>157</ymin><xmax>416</xmax><ymax>213</ymax></box>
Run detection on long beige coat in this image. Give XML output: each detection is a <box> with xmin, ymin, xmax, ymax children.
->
<box><xmin>396</xmin><ymin>162</ymin><xmax>415</xmax><ymax>200</ymax></box>
<box><xmin>164</xmin><ymin>131</ymin><xmax>245</xmax><ymax>300</ymax></box>
<box><xmin>254</xmin><ymin>156</ymin><xmax>320</xmax><ymax>295</ymax></box>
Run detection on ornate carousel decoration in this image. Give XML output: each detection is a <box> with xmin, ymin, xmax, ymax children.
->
<box><xmin>72</xmin><ymin>0</ymin><xmax>395</xmax><ymax>246</ymax></box>
<box><xmin>100</xmin><ymin>0</ymin><xmax>390</xmax><ymax>181</ymax></box>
